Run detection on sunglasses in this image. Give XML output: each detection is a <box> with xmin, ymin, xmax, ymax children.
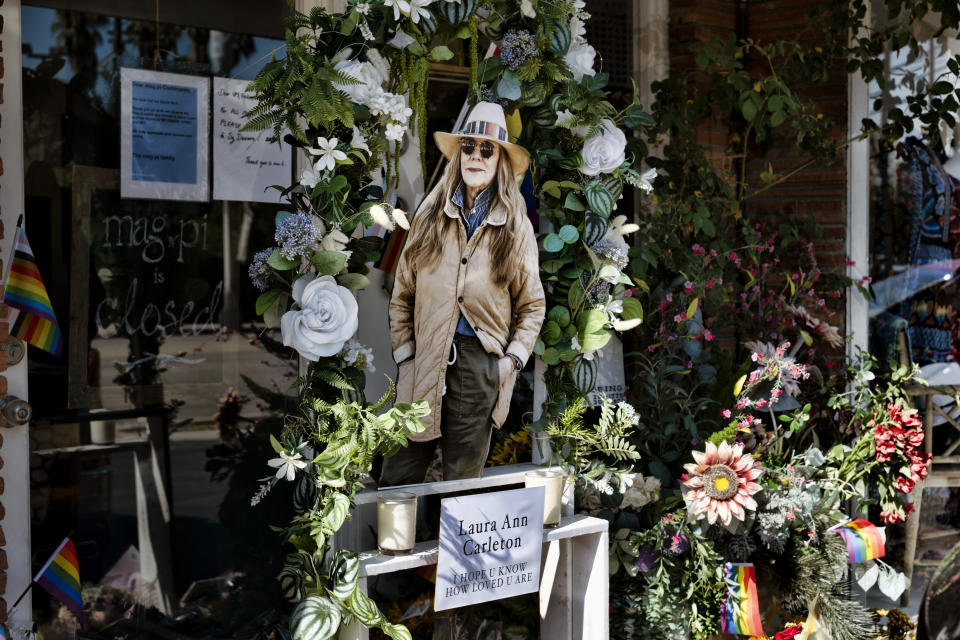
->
<box><xmin>460</xmin><ymin>138</ymin><xmax>498</xmax><ymax>159</ymax></box>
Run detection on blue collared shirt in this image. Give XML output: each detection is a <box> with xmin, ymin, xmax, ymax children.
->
<box><xmin>453</xmin><ymin>182</ymin><xmax>493</xmax><ymax>336</ymax></box>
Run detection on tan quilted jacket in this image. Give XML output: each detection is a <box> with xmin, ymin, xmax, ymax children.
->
<box><xmin>389</xmin><ymin>187</ymin><xmax>545</xmax><ymax>441</ymax></box>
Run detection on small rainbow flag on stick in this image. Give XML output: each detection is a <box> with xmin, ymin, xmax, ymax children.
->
<box><xmin>830</xmin><ymin>518</ymin><xmax>885</xmax><ymax>563</ymax></box>
<box><xmin>4</xmin><ymin>225</ymin><xmax>62</xmax><ymax>357</ymax></box>
<box><xmin>721</xmin><ymin>563</ymin><xmax>764</xmax><ymax>636</ymax></box>
<box><xmin>34</xmin><ymin>538</ymin><xmax>82</xmax><ymax>620</ymax></box>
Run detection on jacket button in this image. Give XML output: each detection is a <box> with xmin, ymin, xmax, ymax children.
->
<box><xmin>461</xmin><ymin>258</ymin><xmax>467</xmax><ymax>264</ymax></box>
<box><xmin>458</xmin><ymin>296</ymin><xmax>464</xmax><ymax>303</ymax></box>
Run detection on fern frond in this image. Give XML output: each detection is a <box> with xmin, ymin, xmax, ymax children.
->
<box><xmin>369</xmin><ymin>376</ymin><xmax>396</xmax><ymax>412</ymax></box>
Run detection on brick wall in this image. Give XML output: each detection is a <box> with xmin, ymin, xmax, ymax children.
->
<box><xmin>669</xmin><ymin>0</ymin><xmax>850</xmax><ymax>334</ymax></box>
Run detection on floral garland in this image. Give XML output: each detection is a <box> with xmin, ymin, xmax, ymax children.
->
<box><xmin>240</xmin><ymin>0</ymin><xmax>658</xmax><ymax>638</ymax></box>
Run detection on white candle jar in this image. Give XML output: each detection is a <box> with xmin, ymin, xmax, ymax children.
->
<box><xmin>525</xmin><ymin>470</ymin><xmax>564</xmax><ymax>528</ymax></box>
<box><xmin>377</xmin><ymin>492</ymin><xmax>417</xmax><ymax>555</ymax></box>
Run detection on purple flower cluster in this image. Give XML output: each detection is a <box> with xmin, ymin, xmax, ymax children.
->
<box><xmin>248</xmin><ymin>248</ymin><xmax>273</xmax><ymax>291</ymax></box>
<box><xmin>500</xmin><ymin>30</ymin><xmax>539</xmax><ymax>71</ymax></box>
<box><xmin>275</xmin><ymin>212</ymin><xmax>324</xmax><ymax>261</ymax></box>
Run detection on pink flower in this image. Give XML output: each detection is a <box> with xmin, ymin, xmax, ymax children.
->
<box><xmin>703</xmin><ymin>329</ymin><xmax>714</xmax><ymax>341</ymax></box>
<box><xmin>684</xmin><ymin>281</ymin><xmax>694</xmax><ymax>294</ymax></box>
<box><xmin>721</xmin><ymin>409</ymin><xmax>732</xmax><ymax>419</ymax></box>
<box><xmin>682</xmin><ymin>441</ymin><xmax>762</xmax><ymax>526</ymax></box>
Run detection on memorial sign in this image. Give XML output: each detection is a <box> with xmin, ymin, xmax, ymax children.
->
<box><xmin>434</xmin><ymin>487</ymin><xmax>544</xmax><ymax>611</ymax></box>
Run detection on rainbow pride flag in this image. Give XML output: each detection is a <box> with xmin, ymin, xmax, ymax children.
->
<box><xmin>34</xmin><ymin>538</ymin><xmax>82</xmax><ymax>620</ymax></box>
<box><xmin>5</xmin><ymin>228</ymin><xmax>62</xmax><ymax>356</ymax></box>
<box><xmin>721</xmin><ymin>563</ymin><xmax>764</xmax><ymax>636</ymax></box>
<box><xmin>830</xmin><ymin>518</ymin><xmax>885</xmax><ymax>563</ymax></box>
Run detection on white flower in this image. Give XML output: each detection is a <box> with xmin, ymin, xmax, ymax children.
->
<box><xmin>606</xmin><ymin>215</ymin><xmax>640</xmax><ymax>237</ymax></box>
<box><xmin>267</xmin><ymin>450</ymin><xmax>308</xmax><ymax>482</ymax></box>
<box><xmin>407</xmin><ymin>0</ymin><xmax>433</xmax><ymax>23</ymax></box>
<box><xmin>613</xmin><ymin>318</ymin><xmax>642</xmax><ymax>331</ymax></box>
<box><xmin>340</xmin><ymin>337</ymin><xmax>376</xmax><ymax>373</ymax></box>
<box><xmin>300</xmin><ymin>164</ymin><xmax>324</xmax><ymax>189</ymax></box>
<box><xmin>334</xmin><ymin>59</ymin><xmax>388</xmax><ymax>106</ymax></box>
<box><xmin>639</xmin><ymin>168</ymin><xmax>656</xmax><ymax>193</ymax></box>
<box><xmin>571</xmin><ymin>335</ymin><xmax>596</xmax><ymax>361</ymax></box>
<box><xmin>351</xmin><ymin>126</ymin><xmax>371</xmax><ymax>154</ymax></box>
<box><xmin>359</xmin><ymin>20</ymin><xmax>375</xmax><ymax>40</ymax></box>
<box><xmin>622</xmin><ymin>475</ymin><xmax>661</xmax><ymax>511</ymax></box>
<box><xmin>520</xmin><ymin>0</ymin><xmax>536</xmax><ymax>18</ymax></box>
<box><xmin>369</xmin><ymin>204</ymin><xmax>394</xmax><ymax>230</ymax></box>
<box><xmin>320</xmin><ymin>228</ymin><xmax>350</xmax><ymax>253</ymax></box>
<box><xmin>281</xmin><ymin>275</ymin><xmax>359</xmax><ymax>361</ymax></box>
<box><xmin>580</xmin><ymin>119</ymin><xmax>626</xmax><ymax>176</ymax></box>
<box><xmin>389</xmin><ymin>30</ymin><xmax>416</xmax><ymax>49</ymax></box>
<box><xmin>308</xmin><ymin>137</ymin><xmax>348</xmax><ymax>172</ymax></box>
<box><xmin>564</xmin><ymin>40</ymin><xmax>596</xmax><ymax>81</ymax></box>
<box><xmin>554</xmin><ymin>108</ymin><xmax>576</xmax><ymax>128</ymax></box>
<box><xmin>570</xmin><ymin>15</ymin><xmax>586</xmax><ymax>41</ymax></box>
<box><xmin>356</xmin><ymin>2</ymin><xmax>371</xmax><ymax>14</ymax></box>
<box><xmin>385</xmin><ymin>122</ymin><xmax>406</xmax><ymax>141</ymax></box>
<box><xmin>392</xmin><ymin>207</ymin><xmax>410</xmax><ymax>230</ymax></box>
<box><xmin>384</xmin><ymin>0</ymin><xmax>411</xmax><ymax>20</ymax></box>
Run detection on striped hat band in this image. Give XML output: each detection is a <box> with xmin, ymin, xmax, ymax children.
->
<box><xmin>457</xmin><ymin>120</ymin><xmax>508</xmax><ymax>142</ymax></box>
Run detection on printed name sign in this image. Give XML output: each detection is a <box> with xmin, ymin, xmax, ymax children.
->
<box><xmin>435</xmin><ymin>487</ymin><xmax>544</xmax><ymax>611</ymax></box>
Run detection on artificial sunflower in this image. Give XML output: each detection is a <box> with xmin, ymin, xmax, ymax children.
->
<box><xmin>682</xmin><ymin>441</ymin><xmax>762</xmax><ymax>526</ymax></box>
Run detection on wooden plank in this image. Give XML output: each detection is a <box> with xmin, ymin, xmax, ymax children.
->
<box><xmin>354</xmin><ymin>463</ymin><xmax>563</xmax><ymax>504</ymax></box>
<box><xmin>358</xmin><ymin>515</ymin><xmax>607</xmax><ymax>577</ymax></box>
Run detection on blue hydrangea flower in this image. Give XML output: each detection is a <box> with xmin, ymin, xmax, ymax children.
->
<box><xmin>500</xmin><ymin>30</ymin><xmax>539</xmax><ymax>71</ymax></box>
<box><xmin>248</xmin><ymin>248</ymin><xmax>273</xmax><ymax>291</ymax></box>
<box><xmin>274</xmin><ymin>212</ymin><xmax>324</xmax><ymax>261</ymax></box>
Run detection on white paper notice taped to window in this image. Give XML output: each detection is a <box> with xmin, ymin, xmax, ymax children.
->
<box><xmin>435</xmin><ymin>487</ymin><xmax>544</xmax><ymax>611</ymax></box>
<box><xmin>212</xmin><ymin>77</ymin><xmax>291</xmax><ymax>203</ymax></box>
<box><xmin>120</xmin><ymin>68</ymin><xmax>210</xmax><ymax>201</ymax></box>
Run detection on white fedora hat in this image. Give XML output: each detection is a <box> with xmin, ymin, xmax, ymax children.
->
<box><xmin>434</xmin><ymin>101</ymin><xmax>530</xmax><ymax>177</ymax></box>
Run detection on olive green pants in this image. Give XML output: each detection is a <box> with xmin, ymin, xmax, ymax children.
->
<box><xmin>380</xmin><ymin>334</ymin><xmax>499</xmax><ymax>486</ymax></box>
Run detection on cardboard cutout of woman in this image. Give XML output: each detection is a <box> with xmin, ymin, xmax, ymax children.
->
<box><xmin>382</xmin><ymin>102</ymin><xmax>545</xmax><ymax>485</ymax></box>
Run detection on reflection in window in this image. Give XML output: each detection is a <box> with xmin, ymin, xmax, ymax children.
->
<box><xmin>867</xmin><ymin>27</ymin><xmax>960</xmax><ymax>617</ymax></box>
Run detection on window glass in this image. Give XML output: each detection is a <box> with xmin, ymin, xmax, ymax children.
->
<box><xmin>23</xmin><ymin>5</ymin><xmax>293</xmax><ymax>633</ymax></box>
<box><xmin>866</xmin><ymin>26</ymin><xmax>960</xmax><ymax>615</ymax></box>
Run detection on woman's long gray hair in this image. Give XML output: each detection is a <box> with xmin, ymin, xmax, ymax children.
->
<box><xmin>405</xmin><ymin>148</ymin><xmax>527</xmax><ymax>288</ymax></box>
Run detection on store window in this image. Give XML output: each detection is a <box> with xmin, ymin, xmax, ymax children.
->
<box><xmin>865</xmin><ymin>20</ymin><xmax>960</xmax><ymax>611</ymax></box>
<box><xmin>22</xmin><ymin>3</ymin><xmax>295</xmax><ymax>635</ymax></box>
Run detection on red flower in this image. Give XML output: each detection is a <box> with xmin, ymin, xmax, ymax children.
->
<box><xmin>895</xmin><ymin>475</ymin><xmax>915</xmax><ymax>494</ymax></box>
<box><xmin>775</xmin><ymin>625</ymin><xmax>804</xmax><ymax>640</ymax></box>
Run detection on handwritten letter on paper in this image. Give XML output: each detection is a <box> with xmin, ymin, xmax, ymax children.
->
<box><xmin>213</xmin><ymin>77</ymin><xmax>290</xmax><ymax>203</ymax></box>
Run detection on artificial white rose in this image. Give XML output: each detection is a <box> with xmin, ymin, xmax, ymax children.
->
<box><xmin>281</xmin><ymin>275</ymin><xmax>359</xmax><ymax>361</ymax></box>
<box><xmin>580</xmin><ymin>118</ymin><xmax>626</xmax><ymax>176</ymax></box>
<box><xmin>564</xmin><ymin>40</ymin><xmax>596</xmax><ymax>82</ymax></box>
<box><xmin>333</xmin><ymin>59</ymin><xmax>386</xmax><ymax>106</ymax></box>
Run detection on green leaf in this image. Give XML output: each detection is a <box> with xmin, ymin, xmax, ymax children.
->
<box><xmin>381</xmin><ymin>622</ymin><xmax>413</xmax><ymax>640</ymax></box>
<box><xmin>312</xmin><ymin>250</ymin><xmax>348</xmax><ymax>276</ymax></box>
<box><xmin>347</xmin><ymin>589</ymin><xmax>384</xmax><ymax>627</ymax></box>
<box><xmin>497</xmin><ymin>71</ymin><xmax>522</xmax><ymax>100</ymax></box>
<box><xmin>621</xmin><ymin>297</ymin><xmax>643</xmax><ymax>322</ymax></box>
<box><xmin>933</xmin><ymin>80</ymin><xmax>954</xmax><ymax>95</ymax></box>
<box><xmin>568</xmin><ymin>282</ymin><xmax>585</xmax><ymax>310</ymax></box>
<box><xmin>429</xmin><ymin>45</ymin><xmax>455</xmax><ymax>61</ymax></box>
<box><xmin>256</xmin><ymin>289</ymin><xmax>284</xmax><ymax>315</ymax></box>
<box><xmin>542</xmin><ymin>321</ymin><xmax>562</xmax><ymax>345</ymax></box>
<box><xmin>268</xmin><ymin>248</ymin><xmax>298</xmax><ymax>271</ymax></box>
<box><xmin>542</xmin><ymin>347</ymin><xmax>561</xmax><ymax>365</ymax></box>
<box><xmin>291</xmin><ymin>595</ymin><xmax>341</xmax><ymax>640</ymax></box>
<box><xmin>558</xmin><ymin>225</ymin><xmax>579</xmax><ymax>244</ymax></box>
<box><xmin>478</xmin><ymin>56</ymin><xmax>504</xmax><ymax>83</ymax></box>
<box><xmin>544</xmin><ymin>234</ymin><xmax>565</xmax><ymax>253</ymax></box>
<box><xmin>541</xmin><ymin>180</ymin><xmax>562</xmax><ymax>198</ymax></box>
<box><xmin>329</xmin><ymin>550</ymin><xmax>360</xmax><ymax>600</ymax></box>
<box><xmin>322</xmin><ymin>492</ymin><xmax>351</xmax><ymax>533</ymax></box>
<box><xmin>547</xmin><ymin>305</ymin><xmax>571</xmax><ymax>328</ymax></box>
<box><xmin>741</xmin><ymin>98</ymin><xmax>758</xmax><ymax>121</ymax></box>
<box><xmin>584</xmin><ymin>181</ymin><xmax>614</xmax><ymax>217</ymax></box>
<box><xmin>564</xmin><ymin>192</ymin><xmax>586</xmax><ymax>212</ymax></box>
<box><xmin>269</xmin><ymin>433</ymin><xmax>284</xmax><ymax>454</ymax></box>
<box><xmin>577</xmin><ymin>308</ymin><xmax>611</xmax><ymax>351</ymax></box>
<box><xmin>339</xmin><ymin>10</ymin><xmax>359</xmax><ymax>35</ymax></box>
<box><xmin>337</xmin><ymin>273</ymin><xmax>371</xmax><ymax>289</ymax></box>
